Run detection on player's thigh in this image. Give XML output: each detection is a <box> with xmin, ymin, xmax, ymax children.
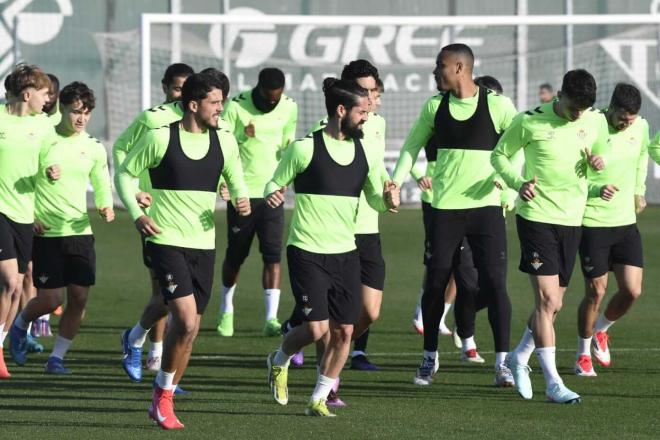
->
<box><xmin>32</xmin><ymin>236</ymin><xmax>66</xmax><ymax>290</ymax></box>
<box><xmin>186</xmin><ymin>248</ymin><xmax>216</xmax><ymax>315</ymax></box>
<box><xmin>516</xmin><ymin>215</ymin><xmax>561</xmax><ymax>279</ymax></box>
<box><xmin>557</xmin><ymin>224</ymin><xmax>582</xmax><ymax>287</ymax></box>
<box><xmin>256</xmin><ymin>200</ymin><xmax>284</xmax><ymax>264</ymax></box>
<box><xmin>355</xmin><ymin>233</ymin><xmax>385</xmax><ymax>292</ymax></box>
<box><xmin>610</xmin><ymin>225</ymin><xmax>643</xmax><ymax>271</ymax></box>
<box><xmin>578</xmin><ymin>226</ymin><xmax>612</xmax><ymax>279</ymax></box>
<box><xmin>328</xmin><ymin>250</ymin><xmax>362</xmax><ymax>326</ymax></box>
<box><xmin>225</xmin><ymin>200</ymin><xmax>258</xmax><ymax>266</ymax></box>
<box><xmin>286</xmin><ymin>245</ymin><xmax>332</xmax><ymax>322</ymax></box>
<box><xmin>62</xmin><ymin>235</ymin><xmax>96</xmax><ymax>288</ymax></box>
<box><xmin>428</xmin><ymin>208</ymin><xmax>466</xmax><ymax>269</ymax></box>
<box><xmin>3</xmin><ymin>214</ymin><xmax>33</xmax><ymax>275</ymax></box>
<box><xmin>147</xmin><ymin>242</ymin><xmax>196</xmax><ymax>307</ymax></box>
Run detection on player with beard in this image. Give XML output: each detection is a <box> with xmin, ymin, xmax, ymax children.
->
<box><xmin>266</xmin><ymin>78</ymin><xmax>399</xmax><ymax>416</ymax></box>
<box><xmin>115</xmin><ymin>72</ymin><xmax>250</xmax><ymax>429</ymax></box>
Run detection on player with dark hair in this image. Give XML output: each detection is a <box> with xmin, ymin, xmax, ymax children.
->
<box><xmin>0</xmin><ymin>63</ymin><xmax>59</xmax><ymax>376</ymax></box>
<box><xmin>217</xmin><ymin>67</ymin><xmax>297</xmax><ymax>338</ymax></box>
<box><xmin>116</xmin><ymin>71</ymin><xmax>249</xmax><ymax>429</ymax></box>
<box><xmin>492</xmin><ymin>69</ymin><xmax>609</xmax><ymax>403</ymax></box>
<box><xmin>539</xmin><ymin>83</ymin><xmax>554</xmax><ymax>103</ymax></box>
<box><xmin>474</xmin><ymin>75</ymin><xmax>503</xmax><ymax>94</ymax></box>
<box><xmin>393</xmin><ymin>44</ymin><xmax>518</xmax><ymax>387</ymax></box>
<box><xmin>574</xmin><ymin>83</ymin><xmax>650</xmax><ymax>376</ymax></box>
<box><xmin>266</xmin><ymin>77</ymin><xmax>398</xmax><ymax>417</ymax></box>
<box><xmin>115</xmin><ymin>63</ymin><xmax>194</xmax><ymax>382</ymax></box>
<box><xmin>9</xmin><ymin>82</ymin><xmax>114</xmax><ymax>374</ymax></box>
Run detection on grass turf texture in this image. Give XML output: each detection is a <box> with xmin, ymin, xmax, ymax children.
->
<box><xmin>1</xmin><ymin>208</ymin><xmax>658</xmax><ymax>438</ymax></box>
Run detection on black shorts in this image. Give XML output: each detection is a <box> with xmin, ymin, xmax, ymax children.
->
<box><xmin>427</xmin><ymin>205</ymin><xmax>507</xmax><ymax>271</ymax></box>
<box><xmin>287</xmin><ymin>245</ymin><xmax>362</xmax><ymax>325</ymax></box>
<box><xmin>141</xmin><ymin>234</ymin><xmax>152</xmax><ymax>269</ymax></box>
<box><xmin>421</xmin><ymin>201</ymin><xmax>433</xmax><ymax>265</ymax></box>
<box><xmin>516</xmin><ymin>215</ymin><xmax>582</xmax><ymax>287</ymax></box>
<box><xmin>0</xmin><ymin>212</ymin><xmax>33</xmax><ymax>274</ymax></box>
<box><xmin>32</xmin><ymin>235</ymin><xmax>96</xmax><ymax>288</ymax></box>
<box><xmin>355</xmin><ymin>233</ymin><xmax>385</xmax><ymax>291</ymax></box>
<box><xmin>225</xmin><ymin>198</ymin><xmax>284</xmax><ymax>266</ymax></box>
<box><xmin>146</xmin><ymin>242</ymin><xmax>216</xmax><ymax>315</ymax></box>
<box><xmin>579</xmin><ymin>224</ymin><xmax>643</xmax><ymax>278</ymax></box>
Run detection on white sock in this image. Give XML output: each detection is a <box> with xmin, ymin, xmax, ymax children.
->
<box><xmin>594</xmin><ymin>314</ymin><xmax>615</xmax><ymax>333</ymax></box>
<box><xmin>536</xmin><ymin>347</ymin><xmax>562</xmax><ymax>389</ymax></box>
<box><xmin>0</xmin><ymin>323</ymin><xmax>4</xmax><ymax>346</ymax></box>
<box><xmin>310</xmin><ymin>374</ymin><xmax>335</xmax><ymax>402</ymax></box>
<box><xmin>423</xmin><ymin>350</ymin><xmax>437</xmax><ymax>360</ymax></box>
<box><xmin>128</xmin><ymin>322</ymin><xmax>149</xmax><ymax>348</ymax></box>
<box><xmin>14</xmin><ymin>313</ymin><xmax>29</xmax><ymax>331</ymax></box>
<box><xmin>27</xmin><ymin>321</ymin><xmax>32</xmax><ymax>334</ymax></box>
<box><xmin>41</xmin><ymin>314</ymin><xmax>51</xmax><ymax>321</ymax></box>
<box><xmin>149</xmin><ymin>341</ymin><xmax>163</xmax><ymax>358</ymax></box>
<box><xmin>512</xmin><ymin>327</ymin><xmax>535</xmax><ymax>365</ymax></box>
<box><xmin>50</xmin><ymin>335</ymin><xmax>72</xmax><ymax>360</ymax></box>
<box><xmin>495</xmin><ymin>352</ymin><xmax>507</xmax><ymax>367</ymax></box>
<box><xmin>414</xmin><ymin>288</ymin><xmax>424</xmax><ymax>322</ymax></box>
<box><xmin>264</xmin><ymin>288</ymin><xmax>280</xmax><ymax>321</ymax></box>
<box><xmin>577</xmin><ymin>337</ymin><xmax>591</xmax><ymax>356</ymax></box>
<box><xmin>439</xmin><ymin>302</ymin><xmax>452</xmax><ymax>326</ymax></box>
<box><xmin>462</xmin><ymin>336</ymin><xmax>476</xmax><ymax>352</ymax></box>
<box><xmin>352</xmin><ymin>350</ymin><xmax>366</xmax><ymax>358</ymax></box>
<box><xmin>273</xmin><ymin>347</ymin><xmax>292</xmax><ymax>367</ymax></box>
<box><xmin>0</xmin><ymin>330</ymin><xmax>7</xmax><ymax>346</ymax></box>
<box><xmin>156</xmin><ymin>370</ymin><xmax>176</xmax><ymax>391</ymax></box>
<box><xmin>220</xmin><ymin>284</ymin><xmax>236</xmax><ymax>314</ymax></box>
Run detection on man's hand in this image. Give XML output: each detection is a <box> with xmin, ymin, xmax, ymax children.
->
<box><xmin>585</xmin><ymin>147</ymin><xmax>605</xmax><ymax>171</ymax></box>
<box><xmin>384</xmin><ymin>180</ymin><xmax>400</xmax><ymax>212</ymax></box>
<box><xmin>135</xmin><ymin>215</ymin><xmax>161</xmax><ymax>236</ymax></box>
<box><xmin>46</xmin><ymin>164</ymin><xmax>60</xmax><ymax>181</ymax></box>
<box><xmin>519</xmin><ymin>176</ymin><xmax>538</xmax><ymax>202</ymax></box>
<box><xmin>135</xmin><ymin>191</ymin><xmax>152</xmax><ymax>208</ymax></box>
<box><xmin>33</xmin><ymin>220</ymin><xmax>50</xmax><ymax>235</ymax></box>
<box><xmin>99</xmin><ymin>207</ymin><xmax>115</xmax><ymax>222</ymax></box>
<box><xmin>244</xmin><ymin>120</ymin><xmax>256</xmax><ymax>138</ymax></box>
<box><xmin>416</xmin><ymin>176</ymin><xmax>432</xmax><ymax>191</ymax></box>
<box><xmin>635</xmin><ymin>194</ymin><xmax>647</xmax><ymax>214</ymax></box>
<box><xmin>219</xmin><ymin>183</ymin><xmax>230</xmax><ymax>201</ymax></box>
<box><xmin>235</xmin><ymin>197</ymin><xmax>251</xmax><ymax>216</ymax></box>
<box><xmin>266</xmin><ymin>187</ymin><xmax>286</xmax><ymax>208</ymax></box>
<box><xmin>600</xmin><ymin>184</ymin><xmax>619</xmax><ymax>201</ymax></box>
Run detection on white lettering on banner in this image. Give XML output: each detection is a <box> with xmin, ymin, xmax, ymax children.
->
<box><xmin>404</xmin><ymin>73</ymin><xmax>422</xmax><ymax>93</ymax></box>
<box><xmin>289</xmin><ymin>25</ymin><xmax>343</xmax><ymax>64</ymax></box>
<box><xmin>299</xmin><ymin>73</ymin><xmax>317</xmax><ymax>92</ymax></box>
<box><xmin>395</xmin><ymin>26</ymin><xmax>439</xmax><ymax>65</ymax></box>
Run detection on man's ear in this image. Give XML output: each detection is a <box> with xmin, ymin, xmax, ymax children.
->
<box><xmin>337</xmin><ymin>104</ymin><xmax>346</xmax><ymax>119</ymax></box>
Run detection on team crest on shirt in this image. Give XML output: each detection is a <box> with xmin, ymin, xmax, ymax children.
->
<box><xmin>27</xmin><ymin>132</ymin><xmax>36</xmax><ymax>140</ymax></box>
<box><xmin>546</xmin><ymin>130</ymin><xmax>556</xmax><ymax>140</ymax></box>
<box><xmin>628</xmin><ymin>137</ymin><xmax>637</xmax><ymax>145</ymax></box>
<box><xmin>577</xmin><ymin>129</ymin><xmax>587</xmax><ymax>140</ymax></box>
<box><xmin>38</xmin><ymin>274</ymin><xmax>49</xmax><ymax>284</ymax></box>
<box><xmin>530</xmin><ymin>252</ymin><xmax>543</xmax><ymax>270</ymax></box>
<box><xmin>583</xmin><ymin>256</ymin><xmax>594</xmax><ymax>273</ymax></box>
<box><xmin>165</xmin><ymin>273</ymin><xmax>178</xmax><ymax>293</ymax></box>
<box><xmin>0</xmin><ymin>132</ymin><xmax>5</xmax><ymax>139</ymax></box>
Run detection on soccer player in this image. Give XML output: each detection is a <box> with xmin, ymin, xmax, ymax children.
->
<box><xmin>266</xmin><ymin>78</ymin><xmax>399</xmax><ymax>417</ymax></box>
<box><xmin>392</xmin><ymin>44</ymin><xmax>517</xmax><ymax>387</ymax></box>
<box><xmin>114</xmin><ymin>63</ymin><xmax>195</xmax><ymax>381</ymax></box>
<box><xmin>116</xmin><ymin>71</ymin><xmax>249</xmax><ymax>429</ymax></box>
<box><xmin>8</xmin><ymin>82</ymin><xmax>114</xmax><ymax>373</ymax></box>
<box><xmin>30</xmin><ymin>72</ymin><xmax>62</xmax><ymax>339</ymax></box>
<box><xmin>217</xmin><ymin>67</ymin><xmax>297</xmax><ymax>338</ymax></box>
<box><xmin>0</xmin><ymin>64</ymin><xmax>59</xmax><ymax>377</ymax></box>
<box><xmin>491</xmin><ymin>69</ymin><xmax>609</xmax><ymax>403</ymax></box>
<box><xmin>574</xmin><ymin>83</ymin><xmax>650</xmax><ymax>376</ymax></box>
<box><xmin>539</xmin><ymin>83</ymin><xmax>554</xmax><ymax>104</ymax></box>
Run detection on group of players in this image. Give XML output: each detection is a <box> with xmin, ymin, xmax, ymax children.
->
<box><xmin>0</xmin><ymin>41</ymin><xmax>659</xmax><ymax>428</ymax></box>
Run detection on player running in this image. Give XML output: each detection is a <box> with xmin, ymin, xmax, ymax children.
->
<box><xmin>574</xmin><ymin>83</ymin><xmax>650</xmax><ymax>376</ymax></box>
<box><xmin>217</xmin><ymin>67</ymin><xmax>297</xmax><ymax>338</ymax></box>
<box><xmin>116</xmin><ymin>71</ymin><xmax>249</xmax><ymax>429</ymax></box>
<box><xmin>8</xmin><ymin>82</ymin><xmax>114</xmax><ymax>374</ymax></box>
<box><xmin>0</xmin><ymin>64</ymin><xmax>59</xmax><ymax>378</ymax></box>
<box><xmin>265</xmin><ymin>78</ymin><xmax>399</xmax><ymax>417</ymax></box>
<box><xmin>392</xmin><ymin>44</ymin><xmax>518</xmax><ymax>387</ymax></box>
<box><xmin>492</xmin><ymin>69</ymin><xmax>609</xmax><ymax>403</ymax></box>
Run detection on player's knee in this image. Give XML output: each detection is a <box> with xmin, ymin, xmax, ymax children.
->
<box><xmin>586</xmin><ymin>281</ymin><xmax>607</xmax><ymax>301</ymax></box>
<box><xmin>1</xmin><ymin>276</ymin><xmax>18</xmax><ymax>296</ymax></box>
<box><xmin>332</xmin><ymin>325</ymin><xmax>353</xmax><ymax>345</ymax></box>
<box><xmin>539</xmin><ymin>295</ymin><xmax>562</xmax><ymax>314</ymax></box>
<box><xmin>622</xmin><ymin>285</ymin><xmax>642</xmax><ymax>300</ymax></box>
<box><xmin>308</xmin><ymin>321</ymin><xmax>329</xmax><ymax>340</ymax></box>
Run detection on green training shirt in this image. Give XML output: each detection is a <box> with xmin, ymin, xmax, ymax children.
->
<box><xmin>223</xmin><ymin>91</ymin><xmax>297</xmax><ymax>198</ymax></box>
<box><xmin>310</xmin><ymin>113</ymin><xmax>389</xmax><ymax>234</ymax></box>
<box><xmin>115</xmin><ymin>124</ymin><xmax>248</xmax><ymax>250</ymax></box>
<box><xmin>392</xmin><ymin>88</ymin><xmax>518</xmax><ymax>209</ymax></box>
<box><xmin>0</xmin><ymin>106</ymin><xmax>57</xmax><ymax>223</ymax></box>
<box><xmin>491</xmin><ymin>102</ymin><xmax>609</xmax><ymax>226</ymax></box>
<box><xmin>264</xmin><ymin>131</ymin><xmax>388</xmax><ymax>254</ymax></box>
<box><xmin>35</xmin><ymin>131</ymin><xmax>113</xmax><ymax>236</ymax></box>
<box><xmin>583</xmin><ymin>114</ymin><xmax>649</xmax><ymax>227</ymax></box>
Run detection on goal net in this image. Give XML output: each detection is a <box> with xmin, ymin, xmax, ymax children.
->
<box><xmin>94</xmin><ymin>10</ymin><xmax>660</xmax><ymax>203</ymax></box>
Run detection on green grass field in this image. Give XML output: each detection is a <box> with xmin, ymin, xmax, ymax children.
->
<box><xmin>2</xmin><ymin>207</ymin><xmax>659</xmax><ymax>438</ymax></box>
